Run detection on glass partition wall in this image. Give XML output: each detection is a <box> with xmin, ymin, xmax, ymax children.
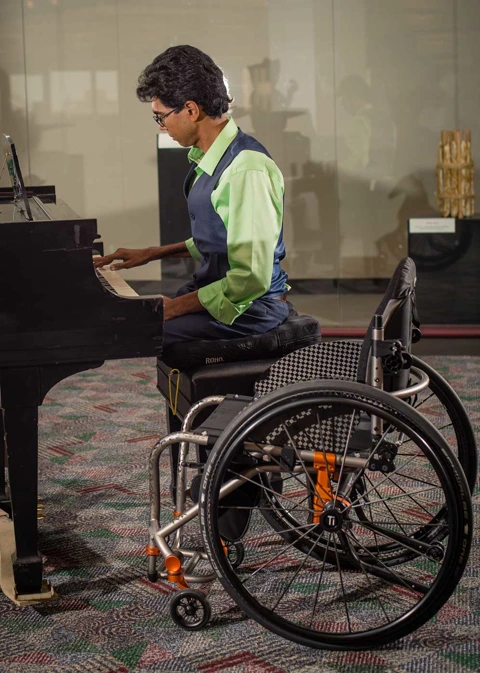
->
<box><xmin>1</xmin><ymin>0</ymin><xmax>479</xmax><ymax>327</ymax></box>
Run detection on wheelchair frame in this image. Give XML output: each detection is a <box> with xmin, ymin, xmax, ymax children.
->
<box><xmin>145</xmin><ymin>261</ymin><xmax>474</xmax><ymax>647</ymax></box>
<box><xmin>146</xmin><ymin>366</ymin><xmax>432</xmax><ymax>588</ymax></box>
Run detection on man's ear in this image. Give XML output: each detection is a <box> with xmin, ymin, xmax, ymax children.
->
<box><xmin>185</xmin><ymin>100</ymin><xmax>202</xmax><ymax>121</ymax></box>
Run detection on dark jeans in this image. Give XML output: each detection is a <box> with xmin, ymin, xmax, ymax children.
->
<box><xmin>163</xmin><ymin>282</ymin><xmax>290</xmax><ymax>349</ymax></box>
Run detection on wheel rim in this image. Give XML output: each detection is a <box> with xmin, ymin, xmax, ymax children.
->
<box><xmin>200</xmin><ymin>383</ymin><xmax>471</xmax><ymax>648</ymax></box>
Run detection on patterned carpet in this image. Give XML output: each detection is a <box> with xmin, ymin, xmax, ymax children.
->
<box><xmin>0</xmin><ymin>356</ymin><xmax>479</xmax><ymax>673</ymax></box>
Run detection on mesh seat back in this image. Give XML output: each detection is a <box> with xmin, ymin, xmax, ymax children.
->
<box><xmin>254</xmin><ymin>341</ymin><xmax>362</xmax><ymax>398</ymax></box>
<box><xmin>254</xmin><ymin>341</ymin><xmax>364</xmax><ymax>455</ymax></box>
<box><xmin>253</xmin><ymin>259</ymin><xmax>419</xmax><ymax>451</ymax></box>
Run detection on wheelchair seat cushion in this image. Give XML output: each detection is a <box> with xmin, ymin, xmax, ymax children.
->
<box><xmin>161</xmin><ymin>312</ymin><xmax>320</xmax><ymax>369</ymax></box>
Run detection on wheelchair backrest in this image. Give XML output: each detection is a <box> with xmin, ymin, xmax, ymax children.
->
<box><xmin>356</xmin><ymin>257</ymin><xmax>419</xmax><ymax>393</ymax></box>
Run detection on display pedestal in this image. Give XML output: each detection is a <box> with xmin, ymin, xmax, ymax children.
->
<box><xmin>408</xmin><ymin>216</ymin><xmax>480</xmax><ymax>326</ymax></box>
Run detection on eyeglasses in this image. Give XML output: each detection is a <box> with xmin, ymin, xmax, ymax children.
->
<box><xmin>153</xmin><ymin>108</ymin><xmax>177</xmax><ymax>128</ymax></box>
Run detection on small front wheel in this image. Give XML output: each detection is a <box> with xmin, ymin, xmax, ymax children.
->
<box><xmin>169</xmin><ymin>590</ymin><xmax>211</xmax><ymax>631</ymax></box>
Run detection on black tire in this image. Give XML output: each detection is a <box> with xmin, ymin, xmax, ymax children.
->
<box><xmin>410</xmin><ymin>355</ymin><xmax>478</xmax><ymax>492</ymax></box>
<box><xmin>169</xmin><ymin>589</ymin><xmax>211</xmax><ymax>631</ymax></box>
<box><xmin>199</xmin><ymin>380</ymin><xmax>472</xmax><ymax>650</ymax></box>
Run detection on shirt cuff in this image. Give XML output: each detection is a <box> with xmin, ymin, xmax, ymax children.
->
<box><xmin>185</xmin><ymin>237</ymin><xmax>202</xmax><ymax>261</ymax></box>
<box><xmin>198</xmin><ymin>281</ymin><xmax>251</xmax><ymax>325</ymax></box>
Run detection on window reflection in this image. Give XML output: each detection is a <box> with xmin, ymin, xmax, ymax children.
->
<box><xmin>9</xmin><ymin>70</ymin><xmax>119</xmax><ymax>115</ymax></box>
<box><xmin>1</xmin><ymin>0</ymin><xmax>477</xmax><ymax>325</ymax></box>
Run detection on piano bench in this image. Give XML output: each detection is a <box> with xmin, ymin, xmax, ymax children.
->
<box><xmin>156</xmin><ymin>312</ymin><xmax>321</xmax><ymax>432</ymax></box>
<box><xmin>157</xmin><ymin>357</ymin><xmax>276</xmax><ymax>425</ymax></box>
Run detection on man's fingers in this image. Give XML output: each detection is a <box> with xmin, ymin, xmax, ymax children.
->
<box><xmin>110</xmin><ymin>262</ymin><xmax>129</xmax><ymax>270</ymax></box>
<box><xmin>94</xmin><ymin>254</ymin><xmax>117</xmax><ymax>268</ymax></box>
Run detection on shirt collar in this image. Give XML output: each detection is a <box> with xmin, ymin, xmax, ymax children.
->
<box><xmin>187</xmin><ymin>117</ymin><xmax>238</xmax><ymax>176</ymax></box>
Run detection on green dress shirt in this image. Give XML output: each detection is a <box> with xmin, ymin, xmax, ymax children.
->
<box><xmin>184</xmin><ymin>118</ymin><xmax>287</xmax><ymax>325</ymax></box>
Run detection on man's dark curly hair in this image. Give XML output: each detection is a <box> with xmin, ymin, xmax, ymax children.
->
<box><xmin>136</xmin><ymin>45</ymin><xmax>232</xmax><ymax>118</ymax></box>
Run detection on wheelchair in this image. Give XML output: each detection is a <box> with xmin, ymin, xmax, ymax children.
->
<box><xmin>146</xmin><ymin>257</ymin><xmax>476</xmax><ymax>650</ymax></box>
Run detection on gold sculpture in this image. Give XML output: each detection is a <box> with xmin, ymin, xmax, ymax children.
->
<box><xmin>436</xmin><ymin>130</ymin><xmax>475</xmax><ymax>218</ymax></box>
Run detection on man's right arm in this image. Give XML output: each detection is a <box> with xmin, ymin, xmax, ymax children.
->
<box><xmin>94</xmin><ymin>241</ymin><xmax>191</xmax><ymax>270</ymax></box>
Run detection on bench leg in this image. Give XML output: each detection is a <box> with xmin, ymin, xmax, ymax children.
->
<box><xmin>167</xmin><ymin>405</ymin><xmax>182</xmax><ymax>503</ymax></box>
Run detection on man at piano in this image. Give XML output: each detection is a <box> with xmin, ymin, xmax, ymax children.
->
<box><xmin>95</xmin><ymin>45</ymin><xmax>290</xmax><ymax>349</ymax></box>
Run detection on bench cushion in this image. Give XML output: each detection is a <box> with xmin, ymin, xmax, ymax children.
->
<box><xmin>161</xmin><ymin>312</ymin><xmax>320</xmax><ymax>369</ymax></box>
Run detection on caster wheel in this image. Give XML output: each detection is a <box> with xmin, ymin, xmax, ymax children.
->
<box><xmin>147</xmin><ymin>571</ymin><xmax>158</xmax><ymax>582</ymax></box>
<box><xmin>169</xmin><ymin>590</ymin><xmax>211</xmax><ymax>630</ymax></box>
<box><xmin>224</xmin><ymin>540</ymin><xmax>245</xmax><ymax>568</ymax></box>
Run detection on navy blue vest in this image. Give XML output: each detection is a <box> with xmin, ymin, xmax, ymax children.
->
<box><xmin>183</xmin><ymin>128</ymin><xmax>288</xmax><ymax>300</ymax></box>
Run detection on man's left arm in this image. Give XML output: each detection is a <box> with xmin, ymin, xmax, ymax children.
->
<box><xmin>163</xmin><ymin>162</ymin><xmax>284</xmax><ymax>323</ymax></box>
<box><xmin>197</xmin><ymin>165</ymin><xmax>284</xmax><ymax>324</ymax></box>
<box><xmin>162</xmin><ymin>290</ymin><xmax>203</xmax><ymax>321</ymax></box>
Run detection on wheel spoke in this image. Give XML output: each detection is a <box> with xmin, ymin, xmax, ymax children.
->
<box><xmin>333</xmin><ymin>410</ymin><xmax>357</xmax><ymax>509</ymax></box>
<box><xmin>309</xmin><ymin>532</ymin><xmax>333</xmax><ymax>627</ymax></box>
<box><xmin>272</xmin><ymin>530</ymin><xmax>323</xmax><ymax>611</ymax></box>
<box><xmin>385</xmin><ymin>474</ymin><xmax>438</xmax><ymax>521</ymax></box>
<box><xmin>347</xmin><ymin>453</ymin><xmax>420</xmax><ymax>509</ymax></box>
<box><xmin>246</xmin><ymin>437</ymin><xmax>322</xmax><ymax>511</ymax></box>
<box><xmin>333</xmin><ymin>536</ymin><xmax>352</xmax><ymax>633</ymax></box>
<box><xmin>244</xmin><ymin>520</ymin><xmax>318</xmax><ymax>544</ymax></box>
<box><xmin>364</xmin><ymin>473</ymin><xmax>409</xmax><ymax>537</ymax></box>
<box><xmin>343</xmin><ymin>532</ymin><xmax>392</xmax><ymax>624</ymax></box>
<box><xmin>227</xmin><ymin>468</ymin><xmax>316</xmax><ymax>515</ymax></box>
<box><xmin>356</xmin><ymin>484</ymin><xmax>441</xmax><ymax>509</ymax></box>
<box><xmin>242</xmin><ymin>522</ymin><xmax>317</xmax><ymax>582</ymax></box>
<box><xmin>392</xmin><ymin>472</ymin><xmax>443</xmax><ymax>488</ymax></box>
<box><xmin>336</xmin><ymin>423</ymin><xmax>395</xmax><ymax>501</ymax></box>
<box><xmin>345</xmin><ymin>530</ymin><xmax>429</xmax><ymax>596</ymax></box>
<box><xmin>413</xmin><ymin>391</ymin><xmax>435</xmax><ymax>410</ymax></box>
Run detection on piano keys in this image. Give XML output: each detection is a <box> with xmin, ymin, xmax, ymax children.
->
<box><xmin>94</xmin><ymin>260</ymin><xmax>140</xmax><ymax>298</ymax></box>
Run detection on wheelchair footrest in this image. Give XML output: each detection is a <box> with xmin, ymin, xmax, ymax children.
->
<box><xmin>195</xmin><ymin>394</ymin><xmax>252</xmax><ymax>447</ymax></box>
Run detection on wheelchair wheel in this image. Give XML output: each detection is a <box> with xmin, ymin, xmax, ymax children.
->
<box><xmin>409</xmin><ymin>355</ymin><xmax>478</xmax><ymax>493</ymax></box>
<box><xmin>260</xmin><ymin>355</ymin><xmax>478</xmax><ymax>557</ymax></box>
<box><xmin>409</xmin><ymin>222</ymin><xmax>472</xmax><ymax>272</ymax></box>
<box><xmin>199</xmin><ymin>380</ymin><xmax>472</xmax><ymax>649</ymax></box>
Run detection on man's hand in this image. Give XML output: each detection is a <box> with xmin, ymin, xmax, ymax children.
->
<box><xmin>94</xmin><ymin>241</ymin><xmax>192</xmax><ymax>270</ymax></box>
<box><xmin>162</xmin><ymin>296</ymin><xmax>174</xmax><ymax>321</ymax></box>
<box><xmin>94</xmin><ymin>247</ymin><xmax>154</xmax><ymax>270</ymax></box>
<box><xmin>162</xmin><ymin>291</ymin><xmax>204</xmax><ymax>322</ymax></box>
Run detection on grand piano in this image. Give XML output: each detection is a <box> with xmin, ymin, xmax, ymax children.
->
<box><xmin>0</xmin><ymin>136</ymin><xmax>163</xmax><ymax>602</ymax></box>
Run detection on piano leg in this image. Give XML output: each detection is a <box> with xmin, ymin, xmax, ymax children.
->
<box><xmin>3</xmin><ymin>406</ymin><xmax>43</xmax><ymax>595</ymax></box>
<box><xmin>0</xmin><ymin>409</ymin><xmax>10</xmax><ymax>513</ymax></box>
